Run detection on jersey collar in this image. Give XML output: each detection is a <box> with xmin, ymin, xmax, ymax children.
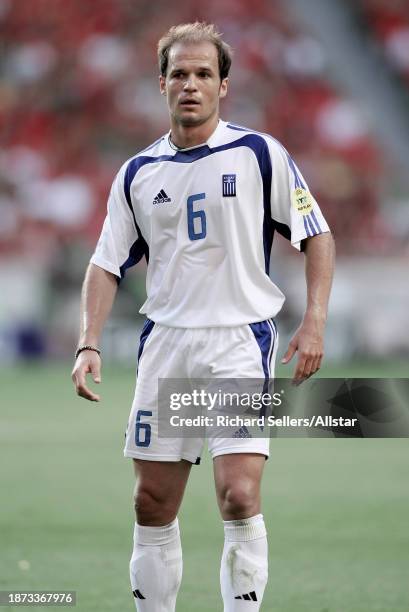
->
<box><xmin>166</xmin><ymin>119</ymin><xmax>226</xmax><ymax>153</ymax></box>
<box><xmin>207</xmin><ymin>119</ymin><xmax>226</xmax><ymax>148</ymax></box>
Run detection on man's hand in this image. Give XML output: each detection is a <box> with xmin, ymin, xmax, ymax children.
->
<box><xmin>281</xmin><ymin>314</ymin><xmax>325</xmax><ymax>384</ymax></box>
<box><xmin>71</xmin><ymin>351</ymin><xmax>102</xmax><ymax>401</ymax></box>
<box><xmin>282</xmin><ymin>232</ymin><xmax>334</xmax><ymax>384</ymax></box>
<box><xmin>71</xmin><ymin>263</ymin><xmax>117</xmax><ymax>402</ymax></box>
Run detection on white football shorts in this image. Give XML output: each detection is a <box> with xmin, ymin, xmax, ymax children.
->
<box><xmin>123</xmin><ymin>319</ymin><xmax>278</xmax><ymax>463</ymax></box>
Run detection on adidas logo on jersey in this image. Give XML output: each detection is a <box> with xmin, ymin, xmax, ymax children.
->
<box><xmin>153</xmin><ymin>189</ymin><xmax>171</xmax><ymax>204</ymax></box>
<box><xmin>235</xmin><ymin>591</ymin><xmax>258</xmax><ymax>601</ymax></box>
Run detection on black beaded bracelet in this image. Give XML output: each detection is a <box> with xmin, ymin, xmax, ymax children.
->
<box><xmin>75</xmin><ymin>345</ymin><xmax>101</xmax><ymax>360</ymax></box>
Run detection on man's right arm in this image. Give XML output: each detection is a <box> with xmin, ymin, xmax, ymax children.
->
<box><xmin>71</xmin><ymin>263</ymin><xmax>118</xmax><ymax>401</ymax></box>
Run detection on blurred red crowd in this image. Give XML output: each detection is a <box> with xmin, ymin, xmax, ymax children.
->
<box><xmin>361</xmin><ymin>0</ymin><xmax>409</xmax><ymax>85</ymax></box>
<box><xmin>0</xmin><ymin>0</ymin><xmax>394</xmax><ymax>261</ymax></box>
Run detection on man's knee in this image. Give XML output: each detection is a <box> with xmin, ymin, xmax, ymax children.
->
<box><xmin>134</xmin><ymin>485</ymin><xmax>178</xmax><ymax>525</ymax></box>
<box><xmin>219</xmin><ymin>479</ymin><xmax>260</xmax><ymax>520</ymax></box>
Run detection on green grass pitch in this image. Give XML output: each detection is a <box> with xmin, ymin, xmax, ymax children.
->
<box><xmin>0</xmin><ymin>363</ymin><xmax>408</xmax><ymax>611</ymax></box>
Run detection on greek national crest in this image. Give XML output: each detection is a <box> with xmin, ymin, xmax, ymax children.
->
<box><xmin>223</xmin><ymin>174</ymin><xmax>236</xmax><ymax>197</ymax></box>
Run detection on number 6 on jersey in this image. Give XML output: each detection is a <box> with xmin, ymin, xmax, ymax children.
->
<box><xmin>187</xmin><ymin>193</ymin><xmax>206</xmax><ymax>240</ymax></box>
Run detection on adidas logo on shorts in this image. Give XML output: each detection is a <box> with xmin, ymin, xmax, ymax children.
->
<box><xmin>153</xmin><ymin>189</ymin><xmax>171</xmax><ymax>205</ymax></box>
<box><xmin>233</xmin><ymin>425</ymin><xmax>252</xmax><ymax>438</ymax></box>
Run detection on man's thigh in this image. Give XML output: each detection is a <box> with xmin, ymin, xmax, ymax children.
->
<box><xmin>133</xmin><ymin>459</ymin><xmax>192</xmax><ymax>525</ymax></box>
<box><xmin>213</xmin><ymin>453</ymin><xmax>266</xmax><ymax>519</ymax></box>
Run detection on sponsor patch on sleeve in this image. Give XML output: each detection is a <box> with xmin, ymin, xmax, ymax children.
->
<box><xmin>292</xmin><ymin>187</ymin><xmax>313</xmax><ymax>216</ymax></box>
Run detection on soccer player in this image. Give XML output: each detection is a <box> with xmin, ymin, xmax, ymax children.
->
<box><xmin>72</xmin><ymin>22</ymin><xmax>334</xmax><ymax>611</ymax></box>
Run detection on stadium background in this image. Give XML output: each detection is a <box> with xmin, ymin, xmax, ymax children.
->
<box><xmin>1</xmin><ymin>0</ymin><xmax>408</xmax><ymax>610</ymax></box>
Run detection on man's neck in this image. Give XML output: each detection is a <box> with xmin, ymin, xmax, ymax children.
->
<box><xmin>170</xmin><ymin>115</ymin><xmax>220</xmax><ymax>149</ymax></box>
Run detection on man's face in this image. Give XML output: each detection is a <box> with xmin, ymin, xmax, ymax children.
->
<box><xmin>159</xmin><ymin>40</ymin><xmax>228</xmax><ymax>128</ymax></box>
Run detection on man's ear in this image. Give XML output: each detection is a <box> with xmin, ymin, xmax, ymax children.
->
<box><xmin>219</xmin><ymin>77</ymin><xmax>229</xmax><ymax>99</ymax></box>
<box><xmin>159</xmin><ymin>75</ymin><xmax>166</xmax><ymax>95</ymax></box>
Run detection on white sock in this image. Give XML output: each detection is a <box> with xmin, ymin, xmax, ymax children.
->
<box><xmin>220</xmin><ymin>514</ymin><xmax>268</xmax><ymax>611</ymax></box>
<box><xmin>129</xmin><ymin>518</ymin><xmax>182</xmax><ymax>611</ymax></box>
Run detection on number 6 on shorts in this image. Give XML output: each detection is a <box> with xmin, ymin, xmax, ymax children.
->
<box><xmin>135</xmin><ymin>410</ymin><xmax>152</xmax><ymax>447</ymax></box>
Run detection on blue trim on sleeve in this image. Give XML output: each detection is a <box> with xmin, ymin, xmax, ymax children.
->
<box><xmin>286</xmin><ymin>155</ymin><xmax>305</xmax><ymax>189</ymax></box>
<box><xmin>304</xmin><ymin>214</ymin><xmax>321</xmax><ymax>237</ymax></box>
<box><xmin>303</xmin><ymin>217</ymin><xmax>311</xmax><ymax>237</ymax></box>
<box><xmin>119</xmin><ymin>238</ymin><xmax>149</xmax><ymax>280</ymax></box>
<box><xmin>307</xmin><ymin>215</ymin><xmax>316</xmax><ymax>236</ymax></box>
<box><xmin>310</xmin><ymin>209</ymin><xmax>322</xmax><ymax>233</ymax></box>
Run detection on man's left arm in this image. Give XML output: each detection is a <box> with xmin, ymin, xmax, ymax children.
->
<box><xmin>281</xmin><ymin>232</ymin><xmax>335</xmax><ymax>383</ymax></box>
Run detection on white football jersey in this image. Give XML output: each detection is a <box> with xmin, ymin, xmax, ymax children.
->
<box><xmin>91</xmin><ymin>120</ymin><xmax>330</xmax><ymax>327</ymax></box>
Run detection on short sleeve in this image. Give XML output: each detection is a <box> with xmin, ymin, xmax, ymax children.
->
<box><xmin>269</xmin><ymin>141</ymin><xmax>330</xmax><ymax>251</ymax></box>
<box><xmin>90</xmin><ymin>162</ymin><xmax>147</xmax><ymax>279</ymax></box>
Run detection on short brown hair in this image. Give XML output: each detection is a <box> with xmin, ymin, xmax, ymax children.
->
<box><xmin>158</xmin><ymin>22</ymin><xmax>233</xmax><ymax>80</ymax></box>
